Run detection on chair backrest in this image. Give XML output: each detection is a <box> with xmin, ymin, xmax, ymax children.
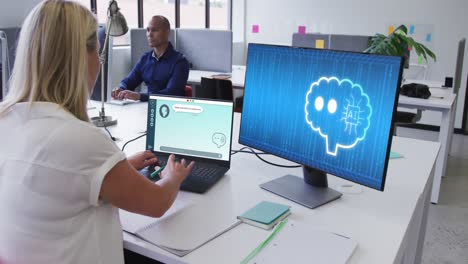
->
<box><xmin>197</xmin><ymin>77</ymin><xmax>233</xmax><ymax>100</ymax></box>
<box><xmin>185</xmin><ymin>85</ymin><xmax>193</xmax><ymax>97</ymax></box>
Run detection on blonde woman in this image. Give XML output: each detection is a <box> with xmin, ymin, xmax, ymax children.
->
<box><xmin>0</xmin><ymin>1</ymin><xmax>194</xmax><ymax>264</ymax></box>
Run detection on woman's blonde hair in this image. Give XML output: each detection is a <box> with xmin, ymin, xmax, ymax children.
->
<box><xmin>0</xmin><ymin>0</ymin><xmax>98</xmax><ymax>121</ymax></box>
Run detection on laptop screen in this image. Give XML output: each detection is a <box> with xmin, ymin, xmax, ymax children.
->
<box><xmin>147</xmin><ymin>95</ymin><xmax>234</xmax><ymax>162</ymax></box>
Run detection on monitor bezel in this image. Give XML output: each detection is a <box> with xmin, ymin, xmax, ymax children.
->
<box><xmin>239</xmin><ymin>43</ymin><xmax>404</xmax><ymax>191</ymax></box>
<box><xmin>147</xmin><ymin>94</ymin><xmax>235</xmax><ymax>167</ymax></box>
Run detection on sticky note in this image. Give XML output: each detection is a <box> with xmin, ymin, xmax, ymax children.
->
<box><xmin>426</xmin><ymin>33</ymin><xmax>432</xmax><ymax>42</ymax></box>
<box><xmin>315</xmin><ymin>39</ymin><xmax>325</xmax><ymax>49</ymax></box>
<box><xmin>409</xmin><ymin>25</ymin><xmax>415</xmax><ymax>34</ymax></box>
<box><xmin>298</xmin><ymin>26</ymin><xmax>306</xmax><ymax>35</ymax></box>
<box><xmin>252</xmin><ymin>24</ymin><xmax>259</xmax><ymax>33</ymax></box>
<box><xmin>388</xmin><ymin>25</ymin><xmax>394</xmax><ymax>35</ymax></box>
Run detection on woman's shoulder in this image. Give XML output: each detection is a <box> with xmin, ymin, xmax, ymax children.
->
<box><xmin>51</xmin><ymin>118</ymin><xmax>117</xmax><ymax>152</ymax></box>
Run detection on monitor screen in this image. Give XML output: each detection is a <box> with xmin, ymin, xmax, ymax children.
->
<box><xmin>147</xmin><ymin>95</ymin><xmax>234</xmax><ymax>162</ymax></box>
<box><xmin>240</xmin><ymin>44</ymin><xmax>403</xmax><ymax>191</ymax></box>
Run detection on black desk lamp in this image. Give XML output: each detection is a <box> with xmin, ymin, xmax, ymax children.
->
<box><xmin>91</xmin><ymin>0</ymin><xmax>128</xmax><ymax>127</ymax></box>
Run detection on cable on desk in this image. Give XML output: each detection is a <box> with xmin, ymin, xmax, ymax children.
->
<box><xmin>104</xmin><ymin>126</ymin><xmax>116</xmax><ymax>141</ymax></box>
<box><xmin>121</xmin><ymin>133</ymin><xmax>147</xmax><ymax>151</ymax></box>
<box><xmin>231</xmin><ymin>147</ymin><xmax>301</xmax><ymax>168</ymax></box>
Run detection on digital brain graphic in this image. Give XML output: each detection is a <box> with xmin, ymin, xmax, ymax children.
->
<box><xmin>305</xmin><ymin>77</ymin><xmax>372</xmax><ymax>156</ymax></box>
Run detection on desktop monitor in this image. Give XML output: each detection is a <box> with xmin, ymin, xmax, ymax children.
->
<box><xmin>239</xmin><ymin>43</ymin><xmax>403</xmax><ymax>208</ymax></box>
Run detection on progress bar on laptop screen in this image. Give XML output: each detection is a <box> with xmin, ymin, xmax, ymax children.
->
<box><xmin>159</xmin><ymin>146</ymin><xmax>223</xmax><ymax>159</ymax></box>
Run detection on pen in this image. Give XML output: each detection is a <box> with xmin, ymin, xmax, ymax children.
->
<box><xmin>150</xmin><ymin>165</ymin><xmax>165</xmax><ymax>179</ymax></box>
<box><xmin>240</xmin><ymin>219</ymin><xmax>288</xmax><ymax>264</ymax></box>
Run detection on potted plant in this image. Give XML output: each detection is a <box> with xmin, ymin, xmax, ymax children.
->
<box><xmin>365</xmin><ymin>25</ymin><xmax>436</xmax><ymax>68</ymax></box>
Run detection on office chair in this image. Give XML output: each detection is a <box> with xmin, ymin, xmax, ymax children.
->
<box><xmin>185</xmin><ymin>85</ymin><xmax>193</xmax><ymax>97</ymax></box>
<box><xmin>196</xmin><ymin>77</ymin><xmax>233</xmax><ymax>101</ymax></box>
<box><xmin>393</xmin><ymin>109</ymin><xmax>423</xmax><ymax>135</ymax></box>
<box><xmin>234</xmin><ymin>96</ymin><xmax>243</xmax><ymax>113</ymax></box>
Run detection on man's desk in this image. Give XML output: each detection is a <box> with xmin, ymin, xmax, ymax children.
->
<box><xmin>188</xmin><ymin>65</ymin><xmax>246</xmax><ymax>89</ymax></box>
<box><xmin>88</xmin><ymin>101</ymin><xmax>440</xmax><ymax>264</ymax></box>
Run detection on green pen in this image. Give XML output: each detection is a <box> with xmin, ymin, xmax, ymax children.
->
<box><xmin>150</xmin><ymin>165</ymin><xmax>165</xmax><ymax>179</ymax></box>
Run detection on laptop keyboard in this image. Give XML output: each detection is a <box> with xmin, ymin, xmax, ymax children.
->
<box><xmin>140</xmin><ymin>157</ymin><xmax>228</xmax><ymax>193</ymax></box>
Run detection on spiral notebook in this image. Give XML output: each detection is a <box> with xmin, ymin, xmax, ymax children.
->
<box><xmin>120</xmin><ymin>199</ymin><xmax>240</xmax><ymax>257</ymax></box>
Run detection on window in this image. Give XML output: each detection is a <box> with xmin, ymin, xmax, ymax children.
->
<box><xmin>143</xmin><ymin>0</ymin><xmax>175</xmax><ymax>29</ymax></box>
<box><xmin>210</xmin><ymin>0</ymin><xmax>228</xmax><ymax>29</ymax></box>
<box><xmin>97</xmin><ymin>0</ymin><xmax>138</xmax><ymax>45</ymax></box>
<box><xmin>89</xmin><ymin>0</ymin><xmax>231</xmax><ymax>46</ymax></box>
<box><xmin>180</xmin><ymin>0</ymin><xmax>205</xmax><ymax>28</ymax></box>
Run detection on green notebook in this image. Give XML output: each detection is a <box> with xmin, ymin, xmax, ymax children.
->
<box><xmin>238</xmin><ymin>201</ymin><xmax>291</xmax><ymax>230</ymax></box>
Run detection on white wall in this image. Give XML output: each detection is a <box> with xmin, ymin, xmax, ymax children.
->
<box><xmin>244</xmin><ymin>0</ymin><xmax>468</xmax><ymax>129</ymax></box>
<box><xmin>0</xmin><ymin>0</ymin><xmax>41</xmax><ymax>27</ymax></box>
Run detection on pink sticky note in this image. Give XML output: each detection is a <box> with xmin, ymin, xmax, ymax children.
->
<box><xmin>298</xmin><ymin>26</ymin><xmax>306</xmax><ymax>35</ymax></box>
<box><xmin>252</xmin><ymin>24</ymin><xmax>259</xmax><ymax>33</ymax></box>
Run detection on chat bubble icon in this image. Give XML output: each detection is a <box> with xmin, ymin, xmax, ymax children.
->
<box><xmin>212</xmin><ymin>132</ymin><xmax>227</xmax><ymax>148</ymax></box>
<box><xmin>172</xmin><ymin>104</ymin><xmax>203</xmax><ymax>114</ymax></box>
<box><xmin>305</xmin><ymin>76</ymin><xmax>372</xmax><ymax>156</ymax></box>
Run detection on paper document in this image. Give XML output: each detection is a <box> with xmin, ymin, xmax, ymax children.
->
<box><xmin>119</xmin><ymin>198</ymin><xmax>240</xmax><ymax>257</ymax></box>
<box><xmin>250</xmin><ymin>220</ymin><xmax>357</xmax><ymax>264</ymax></box>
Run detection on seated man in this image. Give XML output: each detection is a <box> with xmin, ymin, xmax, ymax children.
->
<box><xmin>112</xmin><ymin>15</ymin><xmax>189</xmax><ymax>102</ymax></box>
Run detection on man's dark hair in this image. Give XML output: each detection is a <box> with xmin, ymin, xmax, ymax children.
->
<box><xmin>151</xmin><ymin>15</ymin><xmax>170</xmax><ymax>31</ymax></box>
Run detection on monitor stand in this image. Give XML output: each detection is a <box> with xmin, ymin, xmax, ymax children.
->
<box><xmin>260</xmin><ymin>166</ymin><xmax>342</xmax><ymax>209</ymax></box>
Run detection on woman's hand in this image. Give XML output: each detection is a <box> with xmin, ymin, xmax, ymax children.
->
<box><xmin>160</xmin><ymin>154</ymin><xmax>195</xmax><ymax>184</ymax></box>
<box><xmin>127</xmin><ymin>150</ymin><xmax>159</xmax><ymax>170</ymax></box>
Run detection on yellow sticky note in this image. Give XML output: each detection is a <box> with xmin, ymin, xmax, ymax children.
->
<box><xmin>315</xmin><ymin>39</ymin><xmax>325</xmax><ymax>49</ymax></box>
<box><xmin>388</xmin><ymin>26</ymin><xmax>394</xmax><ymax>35</ymax></box>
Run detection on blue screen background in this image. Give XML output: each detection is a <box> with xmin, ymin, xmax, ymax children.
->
<box><xmin>239</xmin><ymin>44</ymin><xmax>402</xmax><ymax>190</ymax></box>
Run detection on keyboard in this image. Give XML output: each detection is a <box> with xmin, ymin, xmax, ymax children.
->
<box><xmin>139</xmin><ymin>158</ymin><xmax>228</xmax><ymax>193</ymax></box>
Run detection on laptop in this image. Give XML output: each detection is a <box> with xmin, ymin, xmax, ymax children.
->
<box><xmin>140</xmin><ymin>95</ymin><xmax>234</xmax><ymax>193</ymax></box>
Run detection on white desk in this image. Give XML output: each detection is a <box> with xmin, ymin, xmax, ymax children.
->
<box><xmin>399</xmin><ymin>80</ymin><xmax>457</xmax><ymax>203</ymax></box>
<box><xmin>89</xmin><ymin>101</ymin><xmax>440</xmax><ymax>264</ymax></box>
<box><xmin>188</xmin><ymin>65</ymin><xmax>246</xmax><ymax>88</ymax></box>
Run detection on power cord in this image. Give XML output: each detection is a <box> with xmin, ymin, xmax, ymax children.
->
<box><xmin>103</xmin><ymin>126</ymin><xmax>116</xmax><ymax>141</ymax></box>
<box><xmin>231</xmin><ymin>147</ymin><xmax>301</xmax><ymax>168</ymax></box>
<box><xmin>121</xmin><ymin>133</ymin><xmax>147</xmax><ymax>151</ymax></box>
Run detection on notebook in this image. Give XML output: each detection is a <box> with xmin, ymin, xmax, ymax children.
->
<box><xmin>141</xmin><ymin>95</ymin><xmax>234</xmax><ymax>193</ymax></box>
<box><xmin>238</xmin><ymin>201</ymin><xmax>291</xmax><ymax>230</ymax></box>
<box><xmin>120</xmin><ymin>196</ymin><xmax>241</xmax><ymax>257</ymax></box>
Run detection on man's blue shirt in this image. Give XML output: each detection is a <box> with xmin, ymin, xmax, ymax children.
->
<box><xmin>119</xmin><ymin>42</ymin><xmax>189</xmax><ymax>101</ymax></box>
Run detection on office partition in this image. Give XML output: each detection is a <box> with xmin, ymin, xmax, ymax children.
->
<box><xmin>292</xmin><ymin>33</ymin><xmax>330</xmax><ymax>49</ymax></box>
<box><xmin>329</xmin><ymin>34</ymin><xmax>371</xmax><ymax>52</ymax></box>
<box><xmin>176</xmin><ymin>29</ymin><xmax>232</xmax><ymax>73</ymax></box>
<box><xmin>130</xmin><ymin>28</ymin><xmax>175</xmax><ymax>67</ymax></box>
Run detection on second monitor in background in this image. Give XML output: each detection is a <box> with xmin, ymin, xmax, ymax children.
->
<box><xmin>240</xmin><ymin>44</ymin><xmax>403</xmax><ymax>209</ymax></box>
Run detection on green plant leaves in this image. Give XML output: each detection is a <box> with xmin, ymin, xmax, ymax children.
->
<box><xmin>366</xmin><ymin>24</ymin><xmax>436</xmax><ymax>63</ymax></box>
